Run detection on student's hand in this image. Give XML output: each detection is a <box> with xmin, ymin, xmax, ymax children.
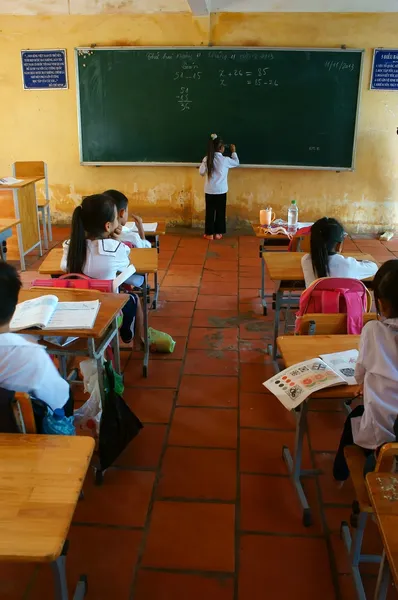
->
<box><xmin>131</xmin><ymin>214</ymin><xmax>143</xmax><ymax>226</ymax></box>
<box><xmin>230</xmin><ymin>144</ymin><xmax>236</xmax><ymax>153</ymax></box>
<box><xmin>111</xmin><ymin>225</ymin><xmax>122</xmax><ymax>240</ymax></box>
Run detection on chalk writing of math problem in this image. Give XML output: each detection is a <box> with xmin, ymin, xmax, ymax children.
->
<box><xmin>176</xmin><ymin>87</ymin><xmax>192</xmax><ymax>112</ymax></box>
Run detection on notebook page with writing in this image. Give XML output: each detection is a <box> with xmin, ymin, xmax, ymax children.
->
<box><xmin>10</xmin><ymin>295</ymin><xmax>59</xmax><ymax>331</ymax></box>
<box><xmin>46</xmin><ymin>300</ymin><xmax>100</xmax><ymax>330</ymax></box>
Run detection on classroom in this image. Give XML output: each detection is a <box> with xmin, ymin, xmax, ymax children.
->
<box><xmin>0</xmin><ymin>1</ymin><xmax>398</xmax><ymax>599</ymax></box>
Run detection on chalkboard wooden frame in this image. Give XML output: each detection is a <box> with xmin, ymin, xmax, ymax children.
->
<box><xmin>75</xmin><ymin>46</ymin><xmax>364</xmax><ymax>170</ymax></box>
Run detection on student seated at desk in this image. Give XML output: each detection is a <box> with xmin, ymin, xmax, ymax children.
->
<box><xmin>0</xmin><ymin>262</ymin><xmax>71</xmax><ymax>413</ymax></box>
<box><xmin>301</xmin><ymin>217</ymin><xmax>378</xmax><ymax>287</ymax></box>
<box><xmin>103</xmin><ymin>189</ymin><xmax>151</xmax><ymax>249</ymax></box>
<box><xmin>61</xmin><ymin>194</ymin><xmax>143</xmax><ymax>345</ymax></box>
<box><xmin>334</xmin><ymin>261</ymin><xmax>398</xmax><ymax>481</ymax></box>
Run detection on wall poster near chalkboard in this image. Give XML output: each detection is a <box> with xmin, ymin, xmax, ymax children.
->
<box><xmin>370</xmin><ymin>49</ymin><xmax>398</xmax><ymax>91</ymax></box>
<box><xmin>21</xmin><ymin>50</ymin><xmax>68</xmax><ymax>90</ymax></box>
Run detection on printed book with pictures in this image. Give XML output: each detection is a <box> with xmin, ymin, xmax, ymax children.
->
<box><xmin>10</xmin><ymin>295</ymin><xmax>100</xmax><ymax>331</ymax></box>
<box><xmin>263</xmin><ymin>349</ymin><xmax>359</xmax><ymax>410</ymax></box>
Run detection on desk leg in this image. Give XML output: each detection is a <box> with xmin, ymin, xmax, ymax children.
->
<box><xmin>15</xmin><ymin>221</ymin><xmax>25</xmax><ymax>271</ymax></box>
<box><xmin>259</xmin><ymin>242</ymin><xmax>267</xmax><ymax>315</ymax></box>
<box><xmin>282</xmin><ymin>402</ymin><xmax>320</xmax><ymax>527</ymax></box>
<box><xmin>374</xmin><ymin>551</ymin><xmax>390</xmax><ymax>600</ymax></box>
<box><xmin>110</xmin><ymin>317</ymin><xmax>121</xmax><ymax>374</ymax></box>
<box><xmin>142</xmin><ymin>274</ymin><xmax>149</xmax><ymax>378</ymax></box>
<box><xmin>152</xmin><ymin>270</ymin><xmax>159</xmax><ymax>309</ymax></box>
<box><xmin>271</xmin><ymin>289</ymin><xmax>282</xmax><ymax>361</ymax></box>
<box><xmin>52</xmin><ymin>543</ymin><xmax>87</xmax><ymax>600</ymax></box>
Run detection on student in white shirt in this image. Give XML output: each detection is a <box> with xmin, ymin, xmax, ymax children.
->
<box><xmin>0</xmin><ymin>262</ymin><xmax>70</xmax><ymax>414</ymax></box>
<box><xmin>61</xmin><ymin>194</ymin><xmax>143</xmax><ymax>345</ymax></box>
<box><xmin>103</xmin><ymin>189</ymin><xmax>152</xmax><ymax>249</ymax></box>
<box><xmin>334</xmin><ymin>260</ymin><xmax>398</xmax><ymax>481</ymax></box>
<box><xmin>301</xmin><ymin>217</ymin><xmax>378</xmax><ymax>287</ymax></box>
<box><xmin>199</xmin><ymin>133</ymin><xmax>239</xmax><ymax>240</ymax></box>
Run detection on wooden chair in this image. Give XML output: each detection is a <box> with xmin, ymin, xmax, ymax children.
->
<box><xmin>341</xmin><ymin>441</ymin><xmax>398</xmax><ymax>600</ymax></box>
<box><xmin>297</xmin><ymin>312</ymin><xmax>377</xmax><ymax>335</ymax></box>
<box><xmin>13</xmin><ymin>161</ymin><xmax>52</xmax><ymax>250</ymax></box>
<box><xmin>0</xmin><ymin>388</ymin><xmax>36</xmax><ymax>433</ymax></box>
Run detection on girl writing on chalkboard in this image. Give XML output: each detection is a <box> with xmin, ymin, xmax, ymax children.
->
<box><xmin>199</xmin><ymin>134</ymin><xmax>239</xmax><ymax>240</ymax></box>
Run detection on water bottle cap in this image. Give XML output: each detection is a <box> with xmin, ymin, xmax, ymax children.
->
<box><xmin>291</xmin><ymin>200</ymin><xmax>296</xmax><ymax>205</ymax></box>
<box><xmin>53</xmin><ymin>408</ymin><xmax>65</xmax><ymax>419</ymax></box>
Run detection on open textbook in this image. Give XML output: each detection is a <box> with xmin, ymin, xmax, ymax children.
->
<box><xmin>10</xmin><ymin>295</ymin><xmax>100</xmax><ymax>331</ymax></box>
<box><xmin>263</xmin><ymin>349</ymin><xmax>359</xmax><ymax>410</ymax></box>
<box><xmin>126</xmin><ymin>221</ymin><xmax>158</xmax><ymax>233</ymax></box>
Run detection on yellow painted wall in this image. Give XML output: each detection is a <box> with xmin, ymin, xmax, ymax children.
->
<box><xmin>0</xmin><ymin>12</ymin><xmax>398</xmax><ymax>232</ymax></box>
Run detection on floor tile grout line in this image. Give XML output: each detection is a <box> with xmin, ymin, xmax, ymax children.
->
<box><xmin>128</xmin><ymin>236</ymin><xmax>207</xmax><ymax>599</ymax></box>
<box><xmin>126</xmin><ymin>235</ymin><xmax>181</xmax><ymax>599</ymax></box>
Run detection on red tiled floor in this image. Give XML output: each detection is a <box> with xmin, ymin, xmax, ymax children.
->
<box><xmin>239</xmin><ymin>535</ymin><xmax>335</xmax><ymax>600</ymax></box>
<box><xmin>183</xmin><ymin>349</ymin><xmax>239</xmax><ymax>376</ymax></box>
<box><xmin>188</xmin><ymin>327</ymin><xmax>238</xmax><ymax>350</ymax></box>
<box><xmin>134</xmin><ymin>571</ymin><xmax>234</xmax><ymax>600</ymax></box>
<box><xmin>158</xmin><ymin>447</ymin><xmax>237</xmax><ymax>500</ymax></box>
<box><xmin>21</xmin><ymin>230</ymin><xmax>389</xmax><ymax>600</ymax></box>
<box><xmin>177</xmin><ymin>374</ymin><xmax>238</xmax><ymax>407</ymax></box>
<box><xmin>75</xmin><ymin>469</ymin><xmax>154</xmax><ymax>527</ymax></box>
<box><xmin>30</xmin><ymin>526</ymin><xmax>142</xmax><ymax>600</ymax></box>
<box><xmin>239</xmin><ymin>392</ymin><xmax>295</xmax><ymax>429</ymax></box>
<box><xmin>124</xmin><ymin>388</ymin><xmax>174</xmax><ymax>423</ymax></box>
<box><xmin>169</xmin><ymin>406</ymin><xmax>238</xmax><ymax>448</ymax></box>
<box><xmin>142</xmin><ymin>501</ymin><xmax>235</xmax><ymax>571</ymax></box>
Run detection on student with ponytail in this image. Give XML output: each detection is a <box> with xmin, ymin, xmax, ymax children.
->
<box><xmin>199</xmin><ymin>133</ymin><xmax>239</xmax><ymax>240</ymax></box>
<box><xmin>61</xmin><ymin>194</ymin><xmax>144</xmax><ymax>345</ymax></box>
<box><xmin>301</xmin><ymin>217</ymin><xmax>378</xmax><ymax>287</ymax></box>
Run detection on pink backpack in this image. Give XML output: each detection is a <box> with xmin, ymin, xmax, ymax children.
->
<box><xmin>295</xmin><ymin>277</ymin><xmax>371</xmax><ymax>335</ymax></box>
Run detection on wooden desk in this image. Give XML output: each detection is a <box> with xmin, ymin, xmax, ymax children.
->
<box><xmin>276</xmin><ymin>334</ymin><xmax>361</xmax><ymax>528</ymax></box>
<box><xmin>366</xmin><ymin>472</ymin><xmax>398</xmax><ymax>599</ymax></box>
<box><xmin>0</xmin><ymin>218</ymin><xmax>20</xmax><ymax>261</ymax></box>
<box><xmin>38</xmin><ymin>246</ymin><xmax>158</xmax><ymax>276</ymax></box>
<box><xmin>263</xmin><ymin>251</ymin><xmax>377</xmax><ymax>282</ymax></box>
<box><xmin>251</xmin><ymin>223</ymin><xmax>291</xmax><ymax>316</ymax></box>
<box><xmin>0</xmin><ymin>434</ymin><xmax>94</xmax><ymax>598</ymax></box>
<box><xmin>0</xmin><ymin>177</ymin><xmax>43</xmax><ymax>270</ymax></box>
<box><xmin>264</xmin><ymin>251</ymin><xmax>376</xmax><ymax>360</ymax></box>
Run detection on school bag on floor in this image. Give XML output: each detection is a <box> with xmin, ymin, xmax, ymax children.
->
<box><xmin>295</xmin><ymin>277</ymin><xmax>371</xmax><ymax>335</ymax></box>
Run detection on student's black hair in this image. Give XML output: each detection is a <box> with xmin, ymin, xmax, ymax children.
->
<box><xmin>67</xmin><ymin>194</ymin><xmax>117</xmax><ymax>274</ymax></box>
<box><xmin>0</xmin><ymin>262</ymin><xmax>22</xmax><ymax>326</ymax></box>
<box><xmin>373</xmin><ymin>260</ymin><xmax>398</xmax><ymax>318</ymax></box>
<box><xmin>103</xmin><ymin>189</ymin><xmax>128</xmax><ymax>212</ymax></box>
<box><xmin>310</xmin><ymin>217</ymin><xmax>345</xmax><ymax>279</ymax></box>
<box><xmin>206</xmin><ymin>134</ymin><xmax>224</xmax><ymax>179</ymax></box>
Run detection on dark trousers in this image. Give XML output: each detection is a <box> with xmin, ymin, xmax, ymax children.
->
<box><xmin>333</xmin><ymin>405</ymin><xmax>373</xmax><ymax>481</ymax></box>
<box><xmin>205</xmin><ymin>193</ymin><xmax>227</xmax><ymax>235</ymax></box>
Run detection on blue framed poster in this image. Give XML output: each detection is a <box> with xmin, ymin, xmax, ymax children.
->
<box><xmin>21</xmin><ymin>49</ymin><xmax>68</xmax><ymax>90</ymax></box>
<box><xmin>371</xmin><ymin>49</ymin><xmax>398</xmax><ymax>90</ymax></box>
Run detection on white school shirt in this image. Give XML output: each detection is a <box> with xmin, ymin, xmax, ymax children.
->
<box><xmin>301</xmin><ymin>253</ymin><xmax>378</xmax><ymax>288</ymax></box>
<box><xmin>199</xmin><ymin>152</ymin><xmax>240</xmax><ymax>195</ymax></box>
<box><xmin>0</xmin><ymin>333</ymin><xmax>70</xmax><ymax>410</ymax></box>
<box><xmin>61</xmin><ymin>238</ymin><xmax>144</xmax><ymax>287</ymax></box>
<box><xmin>351</xmin><ymin>318</ymin><xmax>398</xmax><ymax>449</ymax></box>
<box><xmin>120</xmin><ymin>225</ymin><xmax>151</xmax><ymax>249</ymax></box>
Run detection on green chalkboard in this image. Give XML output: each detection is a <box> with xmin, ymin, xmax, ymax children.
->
<box><xmin>76</xmin><ymin>47</ymin><xmax>363</xmax><ymax>169</ymax></box>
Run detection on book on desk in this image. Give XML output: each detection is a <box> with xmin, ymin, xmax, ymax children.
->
<box><xmin>10</xmin><ymin>294</ymin><xmax>100</xmax><ymax>331</ymax></box>
<box><xmin>263</xmin><ymin>349</ymin><xmax>359</xmax><ymax>410</ymax></box>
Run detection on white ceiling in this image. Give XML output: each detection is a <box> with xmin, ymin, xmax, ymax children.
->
<box><xmin>0</xmin><ymin>0</ymin><xmax>397</xmax><ymax>14</ymax></box>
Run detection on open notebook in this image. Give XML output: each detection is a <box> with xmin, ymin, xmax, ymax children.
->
<box><xmin>126</xmin><ymin>221</ymin><xmax>158</xmax><ymax>233</ymax></box>
<box><xmin>263</xmin><ymin>349</ymin><xmax>359</xmax><ymax>410</ymax></box>
<box><xmin>10</xmin><ymin>295</ymin><xmax>100</xmax><ymax>331</ymax></box>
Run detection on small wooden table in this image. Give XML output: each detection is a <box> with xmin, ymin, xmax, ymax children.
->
<box><xmin>19</xmin><ymin>288</ymin><xmax>128</xmax><ymax>395</ymax></box>
<box><xmin>277</xmin><ymin>334</ymin><xmax>361</xmax><ymax>527</ymax></box>
<box><xmin>0</xmin><ymin>177</ymin><xmax>43</xmax><ymax>270</ymax></box>
<box><xmin>251</xmin><ymin>223</ymin><xmax>291</xmax><ymax>315</ymax></box>
<box><xmin>0</xmin><ymin>218</ymin><xmax>20</xmax><ymax>261</ymax></box>
<box><xmin>37</xmin><ymin>247</ymin><xmax>159</xmax><ymax>377</ymax></box>
<box><xmin>264</xmin><ymin>251</ymin><xmax>377</xmax><ymax>360</ymax></box>
<box><xmin>366</xmin><ymin>472</ymin><xmax>398</xmax><ymax>599</ymax></box>
<box><xmin>0</xmin><ymin>434</ymin><xmax>94</xmax><ymax>599</ymax></box>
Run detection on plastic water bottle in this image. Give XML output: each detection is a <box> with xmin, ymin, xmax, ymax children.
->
<box><xmin>42</xmin><ymin>408</ymin><xmax>76</xmax><ymax>436</ymax></box>
<box><xmin>287</xmin><ymin>200</ymin><xmax>299</xmax><ymax>232</ymax></box>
